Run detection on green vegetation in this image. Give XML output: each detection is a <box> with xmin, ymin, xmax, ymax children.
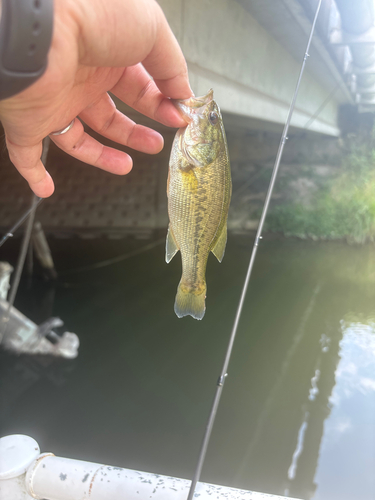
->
<box><xmin>266</xmin><ymin>131</ymin><xmax>375</xmax><ymax>243</ymax></box>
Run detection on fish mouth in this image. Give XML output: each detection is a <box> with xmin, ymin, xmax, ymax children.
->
<box><xmin>173</xmin><ymin>89</ymin><xmax>214</xmax><ymax>122</ymax></box>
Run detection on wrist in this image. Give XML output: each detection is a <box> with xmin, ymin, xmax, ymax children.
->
<box><xmin>0</xmin><ymin>0</ymin><xmax>54</xmax><ymax>100</ymax></box>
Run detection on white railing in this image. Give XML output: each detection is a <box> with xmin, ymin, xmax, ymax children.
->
<box><xmin>0</xmin><ymin>435</ymin><xmax>301</xmax><ymax>500</ymax></box>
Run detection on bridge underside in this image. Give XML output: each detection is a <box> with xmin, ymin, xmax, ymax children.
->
<box><xmin>0</xmin><ymin>0</ymin><xmax>352</xmax><ymax>238</ymax></box>
<box><xmin>155</xmin><ymin>0</ymin><xmax>352</xmax><ymax>137</ymax></box>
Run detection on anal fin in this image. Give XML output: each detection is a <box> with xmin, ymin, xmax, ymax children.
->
<box><xmin>166</xmin><ymin>225</ymin><xmax>179</xmax><ymax>263</ymax></box>
<box><xmin>211</xmin><ymin>223</ymin><xmax>227</xmax><ymax>263</ymax></box>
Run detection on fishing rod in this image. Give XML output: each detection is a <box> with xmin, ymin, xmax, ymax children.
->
<box><xmin>186</xmin><ymin>1</ymin><xmax>323</xmax><ymax>499</ymax></box>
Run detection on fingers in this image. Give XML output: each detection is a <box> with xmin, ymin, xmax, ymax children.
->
<box><xmin>5</xmin><ymin>137</ymin><xmax>55</xmax><ymax>198</ymax></box>
<box><xmin>1</xmin><ymin>0</ymin><xmax>193</xmax><ymax>199</ymax></box>
<box><xmin>79</xmin><ymin>93</ymin><xmax>164</xmax><ymax>154</ymax></box>
<box><xmin>50</xmin><ymin>118</ymin><xmax>133</xmax><ymax>175</ymax></box>
<box><xmin>5</xmin><ymin>106</ymin><xmax>141</xmax><ymax>199</ymax></box>
<box><xmin>111</xmin><ymin>64</ymin><xmax>188</xmax><ymax>128</ymax></box>
<box><xmin>140</xmin><ymin>4</ymin><xmax>192</xmax><ymax>99</ymax></box>
<box><xmin>75</xmin><ymin>0</ymin><xmax>192</xmax><ymax>99</ymax></box>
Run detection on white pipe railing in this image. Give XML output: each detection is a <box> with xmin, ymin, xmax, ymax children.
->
<box><xmin>0</xmin><ymin>435</ymin><xmax>302</xmax><ymax>500</ymax></box>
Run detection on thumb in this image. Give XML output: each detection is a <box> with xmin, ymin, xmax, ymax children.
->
<box><xmin>5</xmin><ymin>136</ymin><xmax>55</xmax><ymax>197</ymax></box>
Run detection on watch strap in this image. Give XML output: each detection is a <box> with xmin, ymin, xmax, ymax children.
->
<box><xmin>0</xmin><ymin>0</ymin><xmax>53</xmax><ymax>100</ymax></box>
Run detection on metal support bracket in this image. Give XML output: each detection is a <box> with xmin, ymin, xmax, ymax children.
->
<box><xmin>358</xmin><ymin>104</ymin><xmax>375</xmax><ymax>113</ymax></box>
<box><xmin>330</xmin><ymin>26</ymin><xmax>375</xmax><ymax>45</ymax></box>
<box><xmin>355</xmin><ymin>84</ymin><xmax>375</xmax><ymax>94</ymax></box>
<box><xmin>356</xmin><ymin>95</ymin><xmax>375</xmax><ymax>105</ymax></box>
<box><xmin>350</xmin><ymin>61</ymin><xmax>375</xmax><ymax>74</ymax></box>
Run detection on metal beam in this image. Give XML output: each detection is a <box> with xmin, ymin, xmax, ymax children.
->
<box><xmin>359</xmin><ymin>104</ymin><xmax>375</xmax><ymax>112</ymax></box>
<box><xmin>330</xmin><ymin>26</ymin><xmax>375</xmax><ymax>46</ymax></box>
<box><xmin>350</xmin><ymin>62</ymin><xmax>375</xmax><ymax>74</ymax></box>
<box><xmin>355</xmin><ymin>85</ymin><xmax>375</xmax><ymax>94</ymax></box>
<box><xmin>356</xmin><ymin>95</ymin><xmax>375</xmax><ymax>105</ymax></box>
<box><xmin>334</xmin><ymin>0</ymin><xmax>374</xmax><ymax>35</ymax></box>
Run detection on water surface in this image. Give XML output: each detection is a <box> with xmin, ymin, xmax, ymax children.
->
<box><xmin>1</xmin><ymin>236</ymin><xmax>374</xmax><ymax>500</ymax></box>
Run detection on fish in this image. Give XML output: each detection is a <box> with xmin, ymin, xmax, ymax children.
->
<box><xmin>166</xmin><ymin>89</ymin><xmax>232</xmax><ymax>320</ymax></box>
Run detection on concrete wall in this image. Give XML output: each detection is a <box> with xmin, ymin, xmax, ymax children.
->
<box><xmin>226</xmin><ymin>129</ymin><xmax>340</xmax><ymax>231</ymax></box>
<box><xmin>158</xmin><ymin>0</ymin><xmax>341</xmax><ymax>136</ymax></box>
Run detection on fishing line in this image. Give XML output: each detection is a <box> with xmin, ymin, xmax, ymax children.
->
<box><xmin>303</xmin><ymin>82</ymin><xmax>340</xmax><ymax>131</ymax></box>
<box><xmin>186</xmin><ymin>1</ymin><xmax>323</xmax><ymax>499</ymax></box>
<box><xmin>0</xmin><ymin>193</ymin><xmax>39</xmax><ymax>344</ymax></box>
<box><xmin>62</xmin><ymin>237</ymin><xmax>165</xmax><ymax>275</ymax></box>
<box><xmin>0</xmin><ymin>138</ymin><xmax>49</xmax><ymax>344</ymax></box>
<box><xmin>0</xmin><ymin>137</ymin><xmax>55</xmax><ymax>249</ymax></box>
<box><xmin>0</xmin><ymin>197</ymin><xmax>43</xmax><ymax>248</ymax></box>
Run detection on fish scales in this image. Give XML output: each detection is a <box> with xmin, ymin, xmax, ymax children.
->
<box><xmin>170</xmin><ymin>152</ymin><xmax>227</xmax><ymax>284</ymax></box>
<box><xmin>166</xmin><ymin>89</ymin><xmax>232</xmax><ymax>320</ymax></box>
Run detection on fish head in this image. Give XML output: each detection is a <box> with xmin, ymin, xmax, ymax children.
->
<box><xmin>174</xmin><ymin>89</ymin><xmax>225</xmax><ymax>168</ymax></box>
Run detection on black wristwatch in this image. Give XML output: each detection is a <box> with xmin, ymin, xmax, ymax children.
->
<box><xmin>0</xmin><ymin>0</ymin><xmax>53</xmax><ymax>100</ymax></box>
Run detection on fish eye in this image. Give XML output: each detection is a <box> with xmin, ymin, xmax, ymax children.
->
<box><xmin>209</xmin><ymin>112</ymin><xmax>218</xmax><ymax>125</ymax></box>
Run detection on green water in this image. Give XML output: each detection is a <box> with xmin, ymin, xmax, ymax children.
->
<box><xmin>1</xmin><ymin>235</ymin><xmax>375</xmax><ymax>500</ymax></box>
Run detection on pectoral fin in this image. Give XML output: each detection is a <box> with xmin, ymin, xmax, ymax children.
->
<box><xmin>166</xmin><ymin>226</ymin><xmax>179</xmax><ymax>263</ymax></box>
<box><xmin>211</xmin><ymin>223</ymin><xmax>227</xmax><ymax>263</ymax></box>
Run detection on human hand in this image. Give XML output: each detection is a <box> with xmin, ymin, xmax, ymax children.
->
<box><xmin>0</xmin><ymin>0</ymin><xmax>193</xmax><ymax>197</ymax></box>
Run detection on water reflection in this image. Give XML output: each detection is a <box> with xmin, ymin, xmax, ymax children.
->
<box><xmin>233</xmin><ymin>284</ymin><xmax>322</xmax><ymax>488</ymax></box>
<box><xmin>201</xmin><ymin>240</ymin><xmax>375</xmax><ymax>500</ymax></box>
<box><xmin>313</xmin><ymin>321</ymin><xmax>375</xmax><ymax>500</ymax></box>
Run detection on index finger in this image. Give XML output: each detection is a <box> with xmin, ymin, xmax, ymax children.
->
<box><xmin>141</xmin><ymin>6</ymin><xmax>193</xmax><ymax>99</ymax></box>
<box><xmin>5</xmin><ymin>136</ymin><xmax>55</xmax><ymax>198</ymax></box>
<box><xmin>75</xmin><ymin>0</ymin><xmax>193</xmax><ymax>100</ymax></box>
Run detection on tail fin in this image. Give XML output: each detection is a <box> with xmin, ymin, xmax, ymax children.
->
<box><xmin>174</xmin><ymin>282</ymin><xmax>206</xmax><ymax>320</ymax></box>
